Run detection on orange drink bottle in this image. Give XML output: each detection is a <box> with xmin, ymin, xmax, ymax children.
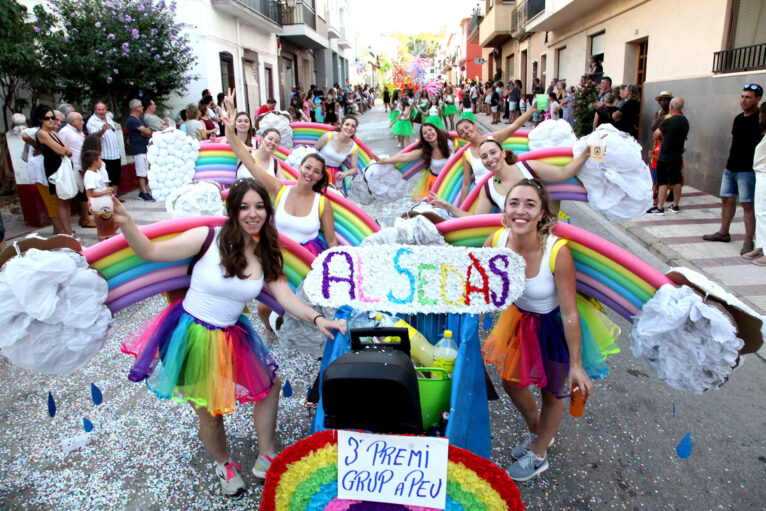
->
<box><xmin>569</xmin><ymin>385</ymin><xmax>586</xmax><ymax>417</ymax></box>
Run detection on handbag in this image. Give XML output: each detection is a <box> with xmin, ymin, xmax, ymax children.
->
<box><xmin>48</xmin><ymin>156</ymin><xmax>82</xmax><ymax>200</ymax></box>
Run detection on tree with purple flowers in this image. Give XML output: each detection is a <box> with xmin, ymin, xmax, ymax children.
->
<box><xmin>35</xmin><ymin>0</ymin><xmax>196</xmax><ymax>119</ymax></box>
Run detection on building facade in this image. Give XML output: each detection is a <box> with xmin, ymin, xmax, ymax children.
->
<box><xmin>473</xmin><ymin>0</ymin><xmax>766</xmax><ymax>194</ymax></box>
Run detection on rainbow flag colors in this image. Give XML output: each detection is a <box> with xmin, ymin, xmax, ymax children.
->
<box><xmin>80</xmin><ymin>216</ymin><xmax>315</xmax><ymax>315</ymax></box>
<box><xmin>436</xmin><ymin>214</ymin><xmax>673</xmax><ymax>321</ymax></box>
<box><xmin>259</xmin><ymin>429</ymin><xmax>524</xmax><ymax>511</ymax></box>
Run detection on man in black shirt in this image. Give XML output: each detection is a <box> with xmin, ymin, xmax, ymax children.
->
<box><xmin>703</xmin><ymin>84</ymin><xmax>764</xmax><ymax>254</ymax></box>
<box><xmin>648</xmin><ymin>98</ymin><xmax>689</xmax><ymax>214</ymax></box>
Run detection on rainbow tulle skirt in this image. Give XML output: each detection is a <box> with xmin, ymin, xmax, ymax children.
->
<box><xmin>301</xmin><ymin>235</ymin><xmax>328</xmax><ymax>256</ymax></box>
<box><xmin>412</xmin><ymin>171</ymin><xmax>438</xmax><ymax>200</ymax></box>
<box><xmin>121</xmin><ymin>300</ymin><xmax>278</xmax><ymax>415</ymax></box>
<box><xmin>483</xmin><ymin>295</ymin><xmax>620</xmax><ymax>398</ymax></box>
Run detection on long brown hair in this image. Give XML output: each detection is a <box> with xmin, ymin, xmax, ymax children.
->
<box><xmin>235</xmin><ymin>112</ymin><xmax>255</xmax><ymax>147</ymax></box>
<box><xmin>506</xmin><ymin>178</ymin><xmax>556</xmax><ymax>249</ymax></box>
<box><xmin>479</xmin><ymin>138</ymin><xmax>518</xmax><ymax>165</ymax></box>
<box><xmin>219</xmin><ymin>179</ymin><xmax>284</xmax><ymax>283</ymax></box>
<box><xmin>416</xmin><ymin>123</ymin><xmax>452</xmax><ymax>169</ymax></box>
<box><xmin>302</xmin><ymin>153</ymin><xmax>329</xmax><ymax>193</ymax></box>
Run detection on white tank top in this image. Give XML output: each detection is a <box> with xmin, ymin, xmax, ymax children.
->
<box><xmin>465</xmin><ymin>147</ymin><xmax>490</xmax><ymax>180</ymax></box>
<box><xmin>274</xmin><ymin>186</ymin><xmax>322</xmax><ymax>244</ymax></box>
<box><xmin>429</xmin><ymin>145</ymin><xmax>455</xmax><ymax>176</ymax></box>
<box><xmin>428</xmin><ymin>105</ymin><xmax>440</xmax><ymax>116</ymax></box>
<box><xmin>184</xmin><ymin>228</ymin><xmax>264</xmax><ymax>327</ymax></box>
<box><xmin>319</xmin><ymin>133</ymin><xmax>357</xmax><ymax>167</ymax></box>
<box><xmin>496</xmin><ymin>230</ymin><xmax>560</xmax><ymax>313</ymax></box>
<box><xmin>236</xmin><ymin>151</ymin><xmax>277</xmax><ymax>180</ymax></box>
<box><xmin>485</xmin><ymin>161</ymin><xmax>534</xmax><ymax>209</ymax></box>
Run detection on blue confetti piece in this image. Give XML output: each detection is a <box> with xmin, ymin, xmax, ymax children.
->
<box><xmin>91</xmin><ymin>383</ymin><xmax>103</xmax><ymax>406</ymax></box>
<box><xmin>672</xmin><ymin>403</ymin><xmax>675</xmax><ymax>417</ymax></box>
<box><xmin>83</xmin><ymin>418</ymin><xmax>94</xmax><ymax>433</ymax></box>
<box><xmin>283</xmin><ymin>380</ymin><xmax>293</xmax><ymax>398</ymax></box>
<box><xmin>676</xmin><ymin>433</ymin><xmax>692</xmax><ymax>459</ymax></box>
<box><xmin>47</xmin><ymin>392</ymin><xmax>56</xmax><ymax>418</ymax></box>
<box><xmin>483</xmin><ymin>314</ymin><xmax>493</xmax><ymax>330</ymax></box>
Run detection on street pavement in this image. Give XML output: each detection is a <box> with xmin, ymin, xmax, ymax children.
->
<box><xmin>0</xmin><ymin>104</ymin><xmax>764</xmax><ymax>509</ymax></box>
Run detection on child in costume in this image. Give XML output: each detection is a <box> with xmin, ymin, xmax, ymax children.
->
<box><xmin>442</xmin><ymin>87</ymin><xmax>459</xmax><ymax>131</ymax></box>
<box><xmin>116</xmin><ymin>176</ymin><xmax>346</xmax><ymax>497</ymax></box>
<box><xmin>392</xmin><ymin>97</ymin><xmax>414</xmax><ymax>148</ymax></box>
<box><xmin>425</xmin><ymin>95</ymin><xmax>446</xmax><ymax>130</ymax></box>
<box><xmin>483</xmin><ymin>178</ymin><xmax>619</xmax><ymax>481</ymax></box>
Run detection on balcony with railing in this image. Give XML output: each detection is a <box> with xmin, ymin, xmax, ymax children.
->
<box><xmin>280</xmin><ymin>0</ymin><xmax>328</xmax><ymax>49</ymax></box>
<box><xmin>467</xmin><ymin>13</ymin><xmax>482</xmax><ymax>44</ymax></box>
<box><xmin>211</xmin><ymin>0</ymin><xmax>282</xmax><ymax>32</ymax></box>
<box><xmin>713</xmin><ymin>43</ymin><xmax>766</xmax><ymax>73</ymax></box>
<box><xmin>479</xmin><ymin>2</ymin><xmax>514</xmax><ymax>47</ymax></box>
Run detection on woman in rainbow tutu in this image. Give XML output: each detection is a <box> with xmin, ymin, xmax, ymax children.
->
<box><xmin>226</xmin><ymin>90</ymin><xmax>339</xmax><ymax>339</ymax></box>
<box><xmin>483</xmin><ymin>179</ymin><xmax>619</xmax><ymax>481</ymax></box>
<box><xmin>374</xmin><ymin>122</ymin><xmax>456</xmax><ymax>200</ymax></box>
<box><xmin>234</xmin><ymin>113</ymin><xmax>286</xmax><ymax>180</ymax></box>
<box><xmin>116</xmin><ymin>177</ymin><xmax>346</xmax><ymax>497</ymax></box>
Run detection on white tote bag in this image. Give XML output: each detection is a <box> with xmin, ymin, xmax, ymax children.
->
<box><xmin>48</xmin><ymin>156</ymin><xmax>82</xmax><ymax>200</ymax></box>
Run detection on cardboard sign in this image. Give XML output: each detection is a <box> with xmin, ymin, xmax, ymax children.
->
<box><xmin>590</xmin><ymin>144</ymin><xmax>606</xmax><ymax>162</ymax></box>
<box><xmin>337</xmin><ymin>431</ymin><xmax>449</xmax><ymax>509</ymax></box>
<box><xmin>303</xmin><ymin>245</ymin><xmax>526</xmax><ymax>314</ymax></box>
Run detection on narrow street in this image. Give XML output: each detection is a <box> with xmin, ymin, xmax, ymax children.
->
<box><xmin>1</xmin><ymin>104</ymin><xmax>764</xmax><ymax>510</ymax></box>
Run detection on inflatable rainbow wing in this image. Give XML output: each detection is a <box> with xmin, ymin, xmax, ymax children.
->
<box><xmin>195</xmin><ymin>139</ymin><xmax>298</xmax><ymax>185</ymax></box>
<box><xmin>436</xmin><ymin>214</ymin><xmax>673</xmax><ymax>322</ymax></box>
<box><xmin>391</xmin><ymin>132</ymin><xmax>467</xmax><ymax>180</ymax></box>
<box><xmin>221</xmin><ymin>184</ymin><xmax>380</xmax><ymax>247</ymax></box>
<box><xmin>457</xmin><ymin>147</ymin><xmax>588</xmax><ymax>212</ymax></box>
<box><xmin>290</xmin><ymin>122</ymin><xmax>375</xmax><ymax>170</ymax></box>
<box><xmin>81</xmin><ymin>217</ymin><xmax>315</xmax><ymax>316</ymax></box>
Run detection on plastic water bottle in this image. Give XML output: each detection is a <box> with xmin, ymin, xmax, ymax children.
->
<box><xmin>348</xmin><ymin>311</ymin><xmax>377</xmax><ymax>329</ymax></box>
<box><xmin>433</xmin><ymin>330</ymin><xmax>458</xmax><ymax>378</ymax></box>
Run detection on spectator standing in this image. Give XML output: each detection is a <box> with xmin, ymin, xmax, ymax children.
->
<box><xmin>703</xmin><ymin>84</ymin><xmax>764</xmax><ymax>255</ymax></box>
<box><xmin>86</xmin><ymin>101</ymin><xmax>123</xmax><ymax>196</ymax></box>
<box><xmin>126</xmin><ymin>99</ymin><xmax>156</xmax><ymax>202</ymax></box>
<box><xmin>490</xmin><ymin>81</ymin><xmax>502</xmax><ymax>124</ymax></box>
<box><xmin>548</xmin><ymin>92</ymin><xmax>562</xmax><ymax>121</ymax></box>
<box><xmin>585</xmin><ymin>56</ymin><xmax>603</xmax><ymax>82</ymax></box>
<box><xmin>142</xmin><ymin>98</ymin><xmax>167</xmax><ymax>132</ymax></box>
<box><xmin>648</xmin><ymin>98</ymin><xmax>689</xmax><ymax>215</ymax></box>
<box><xmin>184</xmin><ymin>104</ymin><xmax>206</xmax><ymax>140</ymax></box>
<box><xmin>563</xmin><ymin>86</ymin><xmax>575</xmax><ymax>126</ymax></box>
<box><xmin>508</xmin><ymin>80</ymin><xmax>521</xmax><ymax>123</ymax></box>
<box><xmin>23</xmin><ymin>106</ymin><xmax>65</xmax><ymax>234</ymax></box>
<box><xmin>617</xmin><ymin>85</ymin><xmax>640</xmax><ymax>138</ymax></box>
<box><xmin>59</xmin><ymin>111</ymin><xmax>96</xmax><ymax>227</ymax></box>
<box><xmin>598</xmin><ymin>77</ymin><xmax>612</xmax><ymax>103</ymax></box>
<box><xmin>649</xmin><ymin>91</ymin><xmax>674</xmax><ymax>207</ymax></box>
<box><xmin>37</xmin><ymin>105</ymin><xmax>74</xmax><ymax>236</ymax></box>
<box><xmin>593</xmin><ymin>93</ymin><xmax>618</xmax><ymax>129</ymax></box>
<box><xmin>742</xmin><ymin>103</ymin><xmax>766</xmax><ymax>265</ymax></box>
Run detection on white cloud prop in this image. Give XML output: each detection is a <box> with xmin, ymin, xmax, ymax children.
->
<box><xmin>572</xmin><ymin>124</ymin><xmax>653</xmax><ymax>222</ymax></box>
<box><xmin>146</xmin><ymin>130</ymin><xmax>199</xmax><ymax>201</ymax></box>
<box><xmin>257</xmin><ymin>112</ymin><xmax>293</xmax><ymax>149</ymax></box>
<box><xmin>165</xmin><ymin>181</ymin><xmax>226</xmax><ymax>218</ymax></box>
<box><xmin>528</xmin><ymin>119</ymin><xmax>577</xmax><ymax>151</ymax></box>
<box><xmin>0</xmin><ymin>249</ymin><xmax>112</xmax><ymax>374</ymax></box>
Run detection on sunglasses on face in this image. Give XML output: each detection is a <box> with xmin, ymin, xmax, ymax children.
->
<box><xmin>42</xmin><ymin>116</ymin><xmax>55</xmax><ymax>121</ymax></box>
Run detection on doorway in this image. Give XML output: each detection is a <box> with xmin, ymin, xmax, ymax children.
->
<box><xmin>521</xmin><ymin>49</ymin><xmax>528</xmax><ymax>93</ymax></box>
<box><xmin>243</xmin><ymin>50</ymin><xmax>260</xmax><ymax>114</ymax></box>
<box><xmin>264</xmin><ymin>64</ymin><xmax>274</xmax><ymax>102</ymax></box>
<box><xmin>282</xmin><ymin>56</ymin><xmax>295</xmax><ymax>107</ymax></box>
<box><xmin>635</xmin><ymin>40</ymin><xmax>648</xmax><ymax>98</ymax></box>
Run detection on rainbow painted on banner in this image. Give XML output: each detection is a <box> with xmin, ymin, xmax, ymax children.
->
<box><xmin>436</xmin><ymin>214</ymin><xmax>673</xmax><ymax>321</ymax></box>
<box><xmin>259</xmin><ymin>429</ymin><xmax>525</xmax><ymax>511</ymax></box>
<box><xmin>221</xmin><ymin>183</ymin><xmax>380</xmax><ymax>247</ymax></box>
<box><xmin>80</xmin><ymin>217</ymin><xmax>315</xmax><ymax>315</ymax></box>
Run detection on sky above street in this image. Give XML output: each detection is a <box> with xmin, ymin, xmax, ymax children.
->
<box><xmin>351</xmin><ymin>0</ymin><xmax>478</xmax><ymax>33</ymax></box>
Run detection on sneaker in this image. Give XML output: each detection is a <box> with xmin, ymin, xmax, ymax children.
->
<box><xmin>646</xmin><ymin>206</ymin><xmax>664</xmax><ymax>215</ymax></box>
<box><xmin>506</xmin><ymin>450</ymin><xmax>549</xmax><ymax>482</ymax></box>
<box><xmin>215</xmin><ymin>461</ymin><xmax>246</xmax><ymax>497</ymax></box>
<box><xmin>702</xmin><ymin>232</ymin><xmax>731</xmax><ymax>242</ymax></box>
<box><xmin>511</xmin><ymin>433</ymin><xmax>555</xmax><ymax>460</ymax></box>
<box><xmin>668</xmin><ymin>205</ymin><xmax>680</xmax><ymax>213</ymax></box>
<box><xmin>252</xmin><ymin>454</ymin><xmax>276</xmax><ymax>482</ymax></box>
<box><xmin>138</xmin><ymin>192</ymin><xmax>157</xmax><ymax>202</ymax></box>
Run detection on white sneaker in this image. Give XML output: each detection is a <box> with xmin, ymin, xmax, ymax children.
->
<box><xmin>252</xmin><ymin>454</ymin><xmax>276</xmax><ymax>483</ymax></box>
<box><xmin>215</xmin><ymin>461</ymin><xmax>246</xmax><ymax>497</ymax></box>
<box><xmin>506</xmin><ymin>450</ymin><xmax>549</xmax><ymax>481</ymax></box>
<box><xmin>510</xmin><ymin>433</ymin><xmax>555</xmax><ymax>460</ymax></box>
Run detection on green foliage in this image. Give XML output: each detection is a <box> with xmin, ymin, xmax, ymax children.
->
<box><xmin>35</xmin><ymin>0</ymin><xmax>196</xmax><ymax>120</ymax></box>
<box><xmin>573</xmin><ymin>78</ymin><xmax>599</xmax><ymax>137</ymax></box>
<box><xmin>493</xmin><ymin>67</ymin><xmax>503</xmax><ymax>82</ymax></box>
<box><xmin>0</xmin><ymin>0</ymin><xmax>55</xmax><ymax>128</ymax></box>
